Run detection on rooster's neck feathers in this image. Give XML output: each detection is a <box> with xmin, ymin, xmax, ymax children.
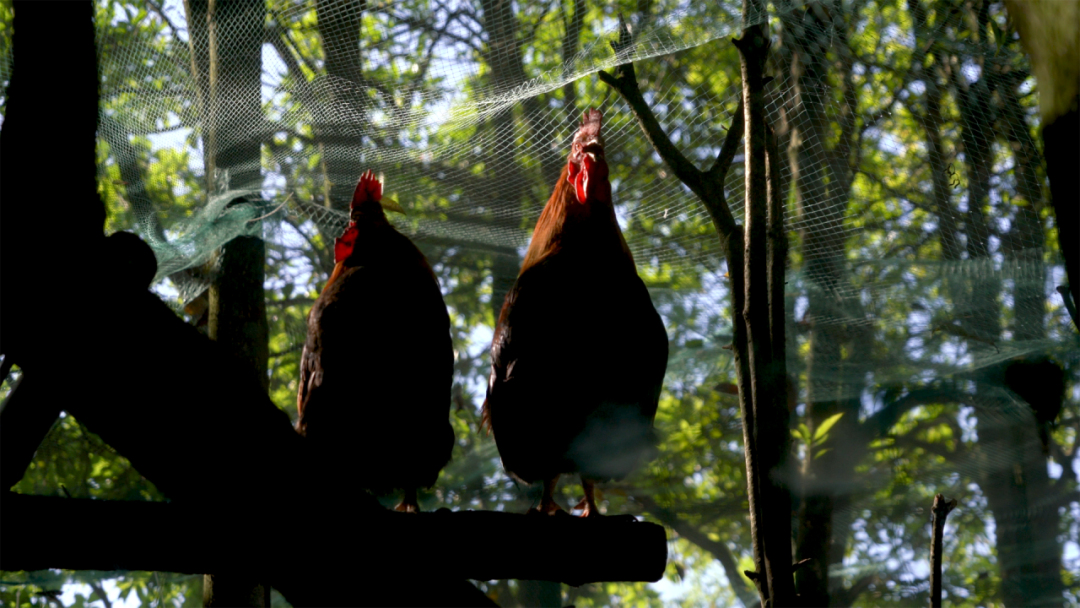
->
<box><xmin>520</xmin><ymin>165</ymin><xmax>633</xmax><ymax>274</ymax></box>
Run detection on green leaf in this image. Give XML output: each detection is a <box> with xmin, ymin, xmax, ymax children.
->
<box><xmin>793</xmin><ymin>423</ymin><xmax>811</xmax><ymax>443</ymax></box>
<box><xmin>813</xmin><ymin>413</ymin><xmax>844</xmax><ymax>442</ymax></box>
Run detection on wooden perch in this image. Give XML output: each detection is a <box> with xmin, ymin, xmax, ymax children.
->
<box><xmin>0</xmin><ymin>218</ymin><xmax>671</xmax><ymax>604</ymax></box>
<box><xmin>930</xmin><ymin>494</ymin><xmax>958</xmax><ymax>608</ymax></box>
<box><xmin>0</xmin><ymin>7</ymin><xmax>667</xmax><ymax>605</ymax></box>
<box><xmin>1</xmin><ymin>493</ymin><xmax>666</xmax><ymax>587</ymax></box>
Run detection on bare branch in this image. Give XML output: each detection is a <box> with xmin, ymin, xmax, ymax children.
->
<box><xmin>389</xmin><ymin>11</ymin><xmax>485</xmax><ymax>55</ymax></box>
<box><xmin>596</xmin><ymin>39</ymin><xmax>739</xmax><ymax>238</ymax></box>
<box><xmin>930</xmin><ymin>494</ymin><xmax>958</xmax><ymax>608</ymax></box>
<box><xmin>832</xmin><ymin>572</ymin><xmax>881</xmax><ymax>606</ymax></box>
<box><xmin>144</xmin><ymin>0</ymin><xmax>183</xmax><ymax>39</ymax></box>
<box><xmin>88</xmin><ymin>581</ymin><xmax>113</xmax><ymax>608</ymax></box>
<box><xmin>635</xmin><ymin>495</ymin><xmax>758</xmax><ymax>608</ymax></box>
<box><xmin>706</xmin><ymin>100</ymin><xmax>745</xmax><ymax>182</ymax></box>
<box><xmin>861</xmin><ymin>386</ymin><xmax>970</xmax><ymax>440</ymax></box>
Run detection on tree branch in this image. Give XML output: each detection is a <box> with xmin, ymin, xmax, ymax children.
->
<box><xmin>389</xmin><ymin>11</ymin><xmax>485</xmax><ymax>55</ymax></box>
<box><xmin>596</xmin><ymin>20</ymin><xmax>739</xmax><ymax>239</ymax></box>
<box><xmin>706</xmin><ymin>100</ymin><xmax>745</xmax><ymax>182</ymax></box>
<box><xmin>884</xmin><ymin>434</ymin><xmax>958</xmax><ymax>460</ymax></box>
<box><xmin>636</xmin><ymin>496</ymin><xmax>758</xmax><ymax>608</ymax></box>
<box><xmin>88</xmin><ymin>581</ymin><xmax>113</xmax><ymax>608</ymax></box>
<box><xmin>861</xmin><ymin>385</ymin><xmax>969</xmax><ymax>441</ymax></box>
<box><xmin>597</xmin><ymin>64</ymin><xmax>731</xmax><ymax>233</ymax></box>
<box><xmin>930</xmin><ymin>494</ymin><xmax>957</xmax><ymax>608</ymax></box>
<box><xmin>831</xmin><ymin>571</ymin><xmax>881</xmax><ymax>606</ymax></box>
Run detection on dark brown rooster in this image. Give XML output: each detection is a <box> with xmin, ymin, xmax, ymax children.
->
<box><xmin>483</xmin><ymin>109</ymin><xmax>669</xmax><ymax>517</ymax></box>
<box><xmin>297</xmin><ymin>170</ymin><xmax>454</xmax><ymax>512</ymax></box>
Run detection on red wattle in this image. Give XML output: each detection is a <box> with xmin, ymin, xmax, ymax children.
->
<box><xmin>334</xmin><ymin>224</ymin><xmax>359</xmax><ymax>263</ymax></box>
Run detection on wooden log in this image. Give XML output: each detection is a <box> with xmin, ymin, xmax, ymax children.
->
<box><xmin>0</xmin><ymin>493</ymin><xmax>667</xmax><ymax>588</ymax></box>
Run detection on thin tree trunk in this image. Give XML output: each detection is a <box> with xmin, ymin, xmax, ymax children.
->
<box><xmin>559</xmin><ymin>0</ymin><xmax>586</xmax><ymax>118</ymax></box>
<box><xmin>953</xmin><ymin>6</ymin><xmax>1064</xmax><ymax>604</ymax></box>
<box><xmin>478</xmin><ymin>0</ymin><xmax>562</xmax><ymax>186</ymax></box>
<box><xmin>185</xmin><ymin>1</ymin><xmax>272</xmax><ymax>605</ymax></box>
<box><xmin>780</xmin><ymin>4</ymin><xmax>855</xmax><ymax>604</ymax></box>
<box><xmin>737</xmin><ymin>11</ymin><xmax>796</xmax><ymax>603</ymax></box>
<box><xmin>314</xmin><ymin>0</ymin><xmax>368</xmax><ymax>211</ymax></box>
<box><xmin>999</xmin><ymin>68</ymin><xmax>1048</xmax><ymax>322</ymax></box>
<box><xmin>905</xmin><ymin>0</ymin><xmax>961</xmax><ymax>262</ymax></box>
<box><xmin>929</xmin><ymin>494</ymin><xmax>957</xmax><ymax>608</ymax></box>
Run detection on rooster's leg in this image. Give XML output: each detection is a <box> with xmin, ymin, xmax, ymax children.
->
<box><xmin>574</xmin><ymin>477</ymin><xmax>601</xmax><ymax>518</ymax></box>
<box><xmin>531</xmin><ymin>475</ymin><xmax>566</xmax><ymax>516</ymax></box>
<box><xmin>394</xmin><ymin>487</ymin><xmax>419</xmax><ymax>513</ymax></box>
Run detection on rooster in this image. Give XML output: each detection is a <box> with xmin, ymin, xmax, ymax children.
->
<box><xmin>482</xmin><ymin>109</ymin><xmax>669</xmax><ymax>517</ymax></box>
<box><xmin>297</xmin><ymin>170</ymin><xmax>454</xmax><ymax>512</ymax></box>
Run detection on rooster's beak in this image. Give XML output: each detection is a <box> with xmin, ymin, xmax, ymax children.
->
<box><xmin>582</xmin><ymin>141</ymin><xmax>603</xmax><ymax>162</ymax></box>
<box><xmin>379</xmin><ymin>198</ymin><xmax>407</xmax><ymax>215</ymax></box>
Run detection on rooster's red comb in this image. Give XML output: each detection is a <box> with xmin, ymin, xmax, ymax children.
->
<box><xmin>566</xmin><ymin>108</ymin><xmax>610</xmax><ymax>204</ymax></box>
<box><xmin>351</xmin><ymin>170</ymin><xmax>383</xmax><ymax>209</ymax></box>
<box><xmin>574</xmin><ymin>109</ymin><xmax>603</xmax><ymax>144</ymax></box>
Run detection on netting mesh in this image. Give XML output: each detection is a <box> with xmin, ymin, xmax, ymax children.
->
<box><xmin>1</xmin><ymin>0</ymin><xmax>1078</xmax><ymax>605</ymax></box>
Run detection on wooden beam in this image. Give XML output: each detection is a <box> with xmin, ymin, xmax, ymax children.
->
<box><xmin>1</xmin><ymin>493</ymin><xmax>667</xmax><ymax>594</ymax></box>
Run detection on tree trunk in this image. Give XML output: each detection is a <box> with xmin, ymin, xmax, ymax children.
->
<box><xmin>209</xmin><ymin>237</ymin><xmax>270</xmax><ymax>395</ymax></box>
<box><xmin>185</xmin><ymin>1</ymin><xmax>272</xmax><ymax>605</ymax></box>
<box><xmin>478</xmin><ymin>0</ymin><xmax>562</xmax><ymax>186</ymax></box>
<box><xmin>975</xmin><ymin>11</ymin><xmax>1065</xmax><ymax>605</ymax></box>
<box><xmin>736</xmin><ymin>12</ymin><xmax>796</xmax><ymax>604</ymax></box>
<box><xmin>314</xmin><ymin>0</ymin><xmax>368</xmax><ymax>211</ymax></box>
<box><xmin>950</xmin><ymin>6</ymin><xmax>1065</xmax><ymax>603</ymax></box>
<box><xmin>559</xmin><ymin>0</ymin><xmax>586</xmax><ymax>119</ymax></box>
<box><xmin>780</xmin><ymin>4</ymin><xmax>863</xmax><ymax>604</ymax></box>
<box><xmin>475</xmin><ymin>3</ymin><xmax>567</xmax><ymax>602</ymax></box>
<box><xmin>976</xmin><ymin>410</ymin><xmax>1064</xmax><ymax>607</ymax></box>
